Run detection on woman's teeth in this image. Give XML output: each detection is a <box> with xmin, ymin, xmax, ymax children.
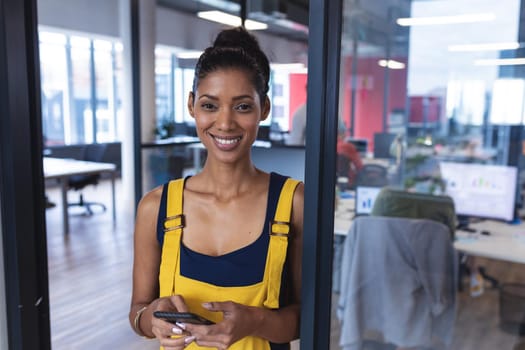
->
<box><xmin>215</xmin><ymin>136</ymin><xmax>241</xmax><ymax>145</ymax></box>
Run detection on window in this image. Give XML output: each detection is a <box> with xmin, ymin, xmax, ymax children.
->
<box><xmin>39</xmin><ymin>28</ymin><xmax>123</xmax><ymax>146</ymax></box>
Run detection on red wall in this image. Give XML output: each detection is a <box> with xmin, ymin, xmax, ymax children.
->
<box><xmin>342</xmin><ymin>57</ymin><xmax>408</xmax><ymax>151</ymax></box>
<box><xmin>409</xmin><ymin>96</ymin><xmax>441</xmax><ymax>124</ymax></box>
<box><xmin>289</xmin><ymin>73</ymin><xmax>308</xmax><ymax>126</ymax></box>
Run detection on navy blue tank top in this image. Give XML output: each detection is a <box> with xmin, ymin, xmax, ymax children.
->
<box><xmin>156</xmin><ymin>172</ymin><xmax>289</xmax><ymax>287</ymax></box>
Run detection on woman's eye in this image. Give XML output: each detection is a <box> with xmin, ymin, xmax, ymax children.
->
<box><xmin>201</xmin><ymin>103</ymin><xmax>216</xmax><ymax>111</ymax></box>
<box><xmin>235</xmin><ymin>103</ymin><xmax>253</xmax><ymax>112</ymax></box>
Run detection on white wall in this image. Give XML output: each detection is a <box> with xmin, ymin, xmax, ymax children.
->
<box><xmin>37</xmin><ymin>0</ymin><xmax>307</xmax><ymax>63</ymax></box>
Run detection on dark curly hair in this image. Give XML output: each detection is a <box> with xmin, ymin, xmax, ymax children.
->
<box><xmin>192</xmin><ymin>27</ymin><xmax>270</xmax><ymax>104</ymax></box>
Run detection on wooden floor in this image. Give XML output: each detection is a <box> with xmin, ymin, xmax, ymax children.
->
<box><xmin>45</xmin><ymin>180</ymin><xmax>525</xmax><ymax>349</ymax></box>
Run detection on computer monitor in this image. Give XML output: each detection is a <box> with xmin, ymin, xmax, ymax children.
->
<box><xmin>355</xmin><ymin>186</ymin><xmax>383</xmax><ymax>216</ymax></box>
<box><xmin>439</xmin><ymin>161</ymin><xmax>518</xmax><ymax>222</ymax></box>
<box><xmin>373</xmin><ymin>132</ymin><xmax>396</xmax><ymax>159</ymax></box>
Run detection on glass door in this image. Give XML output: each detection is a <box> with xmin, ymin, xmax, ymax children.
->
<box><xmin>327</xmin><ymin>1</ymin><xmax>525</xmax><ymax>349</ymax></box>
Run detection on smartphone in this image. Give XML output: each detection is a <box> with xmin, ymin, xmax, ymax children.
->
<box><xmin>153</xmin><ymin>311</ymin><xmax>215</xmax><ymax>325</ymax></box>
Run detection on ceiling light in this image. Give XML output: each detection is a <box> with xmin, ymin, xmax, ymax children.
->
<box><xmin>378</xmin><ymin>59</ymin><xmax>405</xmax><ymax>69</ymax></box>
<box><xmin>475</xmin><ymin>58</ymin><xmax>525</xmax><ymax>66</ymax></box>
<box><xmin>396</xmin><ymin>12</ymin><xmax>495</xmax><ymax>26</ymax></box>
<box><xmin>176</xmin><ymin>50</ymin><xmax>203</xmax><ymax>59</ymax></box>
<box><xmin>270</xmin><ymin>63</ymin><xmax>306</xmax><ymax>70</ymax></box>
<box><xmin>449</xmin><ymin>42</ymin><xmax>520</xmax><ymax>52</ymax></box>
<box><xmin>197</xmin><ymin>10</ymin><xmax>268</xmax><ymax>30</ymax></box>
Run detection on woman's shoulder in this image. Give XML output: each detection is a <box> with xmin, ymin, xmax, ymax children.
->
<box><xmin>137</xmin><ymin>184</ymin><xmax>165</xmax><ymax>215</ymax></box>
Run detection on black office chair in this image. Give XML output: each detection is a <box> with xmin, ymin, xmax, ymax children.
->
<box><xmin>67</xmin><ymin>143</ymin><xmax>107</xmax><ymax>215</ymax></box>
<box><xmin>355</xmin><ymin>163</ymin><xmax>389</xmax><ymax>187</ymax></box>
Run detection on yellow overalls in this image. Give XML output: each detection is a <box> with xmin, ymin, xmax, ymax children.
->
<box><xmin>158</xmin><ymin>175</ymin><xmax>300</xmax><ymax>349</ymax></box>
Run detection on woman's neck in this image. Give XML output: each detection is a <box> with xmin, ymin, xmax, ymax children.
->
<box><xmin>190</xmin><ymin>159</ymin><xmax>265</xmax><ymax>200</ymax></box>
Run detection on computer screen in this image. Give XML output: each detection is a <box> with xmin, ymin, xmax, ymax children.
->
<box><xmin>355</xmin><ymin>186</ymin><xmax>383</xmax><ymax>215</ymax></box>
<box><xmin>373</xmin><ymin>132</ymin><xmax>397</xmax><ymax>159</ymax></box>
<box><xmin>439</xmin><ymin>161</ymin><xmax>518</xmax><ymax>221</ymax></box>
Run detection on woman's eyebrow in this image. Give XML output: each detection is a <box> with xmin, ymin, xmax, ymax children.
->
<box><xmin>198</xmin><ymin>94</ymin><xmax>219</xmax><ymax>100</ymax></box>
<box><xmin>232</xmin><ymin>95</ymin><xmax>254</xmax><ymax>101</ymax></box>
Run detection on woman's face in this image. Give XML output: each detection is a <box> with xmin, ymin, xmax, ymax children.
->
<box><xmin>188</xmin><ymin>68</ymin><xmax>270</xmax><ymax>165</ymax></box>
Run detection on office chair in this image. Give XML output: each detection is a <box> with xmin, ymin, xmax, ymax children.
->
<box><xmin>370</xmin><ymin>187</ymin><xmax>457</xmax><ymax>237</ymax></box>
<box><xmin>67</xmin><ymin>143</ymin><xmax>107</xmax><ymax>215</ymax></box>
<box><xmin>369</xmin><ymin>187</ymin><xmax>487</xmax><ymax>292</ymax></box>
<box><xmin>355</xmin><ymin>163</ymin><xmax>389</xmax><ymax>187</ymax></box>
<box><xmin>337</xmin><ymin>216</ymin><xmax>457</xmax><ymax>349</ymax></box>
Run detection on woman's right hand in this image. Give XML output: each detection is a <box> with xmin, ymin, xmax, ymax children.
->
<box><xmin>151</xmin><ymin>295</ymin><xmax>197</xmax><ymax>349</ymax></box>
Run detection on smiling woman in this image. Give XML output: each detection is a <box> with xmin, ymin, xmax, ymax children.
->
<box><xmin>129</xmin><ymin>27</ymin><xmax>304</xmax><ymax>350</ymax></box>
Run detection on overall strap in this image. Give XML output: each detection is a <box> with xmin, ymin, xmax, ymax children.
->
<box><xmin>159</xmin><ymin>178</ymin><xmax>185</xmax><ymax>297</ymax></box>
<box><xmin>264</xmin><ymin>177</ymin><xmax>301</xmax><ymax>309</ymax></box>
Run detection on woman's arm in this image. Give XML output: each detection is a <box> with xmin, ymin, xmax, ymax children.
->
<box><xmin>129</xmin><ymin>188</ymin><xmax>163</xmax><ymax>339</ymax></box>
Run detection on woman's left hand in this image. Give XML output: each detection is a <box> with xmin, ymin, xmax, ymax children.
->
<box><xmin>178</xmin><ymin>301</ymin><xmax>261</xmax><ymax>350</ymax></box>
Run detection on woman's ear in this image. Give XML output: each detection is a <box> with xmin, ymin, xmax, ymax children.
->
<box><xmin>187</xmin><ymin>92</ymin><xmax>195</xmax><ymax>119</ymax></box>
<box><xmin>261</xmin><ymin>96</ymin><xmax>271</xmax><ymax>121</ymax></box>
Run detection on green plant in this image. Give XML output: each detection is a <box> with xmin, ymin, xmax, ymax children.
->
<box><xmin>154</xmin><ymin>118</ymin><xmax>177</xmax><ymax>139</ymax></box>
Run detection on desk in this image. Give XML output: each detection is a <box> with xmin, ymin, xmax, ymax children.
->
<box><xmin>454</xmin><ymin>221</ymin><xmax>525</xmax><ymax>265</ymax></box>
<box><xmin>43</xmin><ymin>157</ymin><xmax>117</xmax><ymax>234</ymax></box>
<box><xmin>140</xmin><ymin>135</ymin><xmax>201</xmax><ymax>148</ymax></box>
<box><xmin>333</xmin><ymin>197</ymin><xmax>525</xmax><ymax>265</ymax></box>
<box><xmin>334</xmin><ymin>195</ymin><xmax>355</xmax><ymax>235</ymax></box>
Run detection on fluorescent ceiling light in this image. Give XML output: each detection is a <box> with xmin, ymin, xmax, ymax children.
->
<box><xmin>449</xmin><ymin>42</ymin><xmax>520</xmax><ymax>52</ymax></box>
<box><xmin>475</xmin><ymin>58</ymin><xmax>525</xmax><ymax>66</ymax></box>
<box><xmin>176</xmin><ymin>50</ymin><xmax>203</xmax><ymax>59</ymax></box>
<box><xmin>378</xmin><ymin>59</ymin><xmax>405</xmax><ymax>69</ymax></box>
<box><xmin>270</xmin><ymin>63</ymin><xmax>305</xmax><ymax>70</ymax></box>
<box><xmin>396</xmin><ymin>12</ymin><xmax>495</xmax><ymax>26</ymax></box>
<box><xmin>197</xmin><ymin>11</ymin><xmax>268</xmax><ymax>30</ymax></box>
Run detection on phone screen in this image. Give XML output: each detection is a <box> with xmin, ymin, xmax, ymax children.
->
<box><xmin>153</xmin><ymin>311</ymin><xmax>215</xmax><ymax>325</ymax></box>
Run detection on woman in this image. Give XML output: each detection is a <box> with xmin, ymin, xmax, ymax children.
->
<box><xmin>129</xmin><ymin>27</ymin><xmax>304</xmax><ymax>350</ymax></box>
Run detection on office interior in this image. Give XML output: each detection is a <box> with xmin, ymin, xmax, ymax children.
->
<box><xmin>2</xmin><ymin>0</ymin><xmax>525</xmax><ymax>348</ymax></box>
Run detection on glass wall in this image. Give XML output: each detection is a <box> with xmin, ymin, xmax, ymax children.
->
<box><xmin>39</xmin><ymin>29</ymin><xmax>123</xmax><ymax>146</ymax></box>
<box><xmin>330</xmin><ymin>0</ymin><xmax>525</xmax><ymax>349</ymax></box>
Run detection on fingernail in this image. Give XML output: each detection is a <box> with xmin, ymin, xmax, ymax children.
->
<box><xmin>202</xmin><ymin>302</ymin><xmax>211</xmax><ymax>308</ymax></box>
<box><xmin>184</xmin><ymin>336</ymin><xmax>196</xmax><ymax>345</ymax></box>
<box><xmin>172</xmin><ymin>327</ymin><xmax>182</xmax><ymax>335</ymax></box>
<box><xmin>175</xmin><ymin>322</ymin><xmax>186</xmax><ymax>330</ymax></box>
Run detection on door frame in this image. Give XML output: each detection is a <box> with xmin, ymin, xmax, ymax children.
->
<box><xmin>300</xmin><ymin>0</ymin><xmax>343</xmax><ymax>348</ymax></box>
<box><xmin>0</xmin><ymin>0</ymin><xmax>51</xmax><ymax>348</ymax></box>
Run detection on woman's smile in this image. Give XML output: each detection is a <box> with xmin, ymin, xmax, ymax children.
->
<box><xmin>210</xmin><ymin>133</ymin><xmax>243</xmax><ymax>150</ymax></box>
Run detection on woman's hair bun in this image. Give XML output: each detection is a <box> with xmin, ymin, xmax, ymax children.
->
<box><xmin>212</xmin><ymin>27</ymin><xmax>262</xmax><ymax>53</ymax></box>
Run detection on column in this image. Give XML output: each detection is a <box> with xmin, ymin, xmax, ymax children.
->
<box><xmin>119</xmin><ymin>0</ymin><xmax>156</xmax><ymax>211</ymax></box>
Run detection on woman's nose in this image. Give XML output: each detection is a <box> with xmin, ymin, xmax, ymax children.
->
<box><xmin>215</xmin><ymin>108</ymin><xmax>234</xmax><ymax>131</ymax></box>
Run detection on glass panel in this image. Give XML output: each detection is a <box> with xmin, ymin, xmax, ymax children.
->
<box><xmin>94</xmin><ymin>39</ymin><xmax>116</xmax><ymax>142</ymax></box>
<box><xmin>38</xmin><ymin>29</ymin><xmax>124</xmax><ymax>145</ymax></box>
<box><xmin>155</xmin><ymin>47</ymin><xmax>174</xmax><ymax>137</ymax></box>
<box><xmin>331</xmin><ymin>0</ymin><xmax>525</xmax><ymax>349</ymax></box>
<box><xmin>70</xmin><ymin>38</ymin><xmax>93</xmax><ymax>144</ymax></box>
<box><xmin>40</xmin><ymin>32</ymin><xmax>68</xmax><ymax>146</ymax></box>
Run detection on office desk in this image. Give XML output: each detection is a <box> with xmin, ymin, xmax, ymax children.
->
<box><xmin>454</xmin><ymin>221</ymin><xmax>525</xmax><ymax>265</ymax></box>
<box><xmin>334</xmin><ymin>195</ymin><xmax>355</xmax><ymax>235</ymax></box>
<box><xmin>44</xmin><ymin>157</ymin><xmax>117</xmax><ymax>234</ymax></box>
<box><xmin>334</xmin><ymin>197</ymin><xmax>525</xmax><ymax>265</ymax></box>
<box><xmin>140</xmin><ymin>135</ymin><xmax>201</xmax><ymax>148</ymax></box>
